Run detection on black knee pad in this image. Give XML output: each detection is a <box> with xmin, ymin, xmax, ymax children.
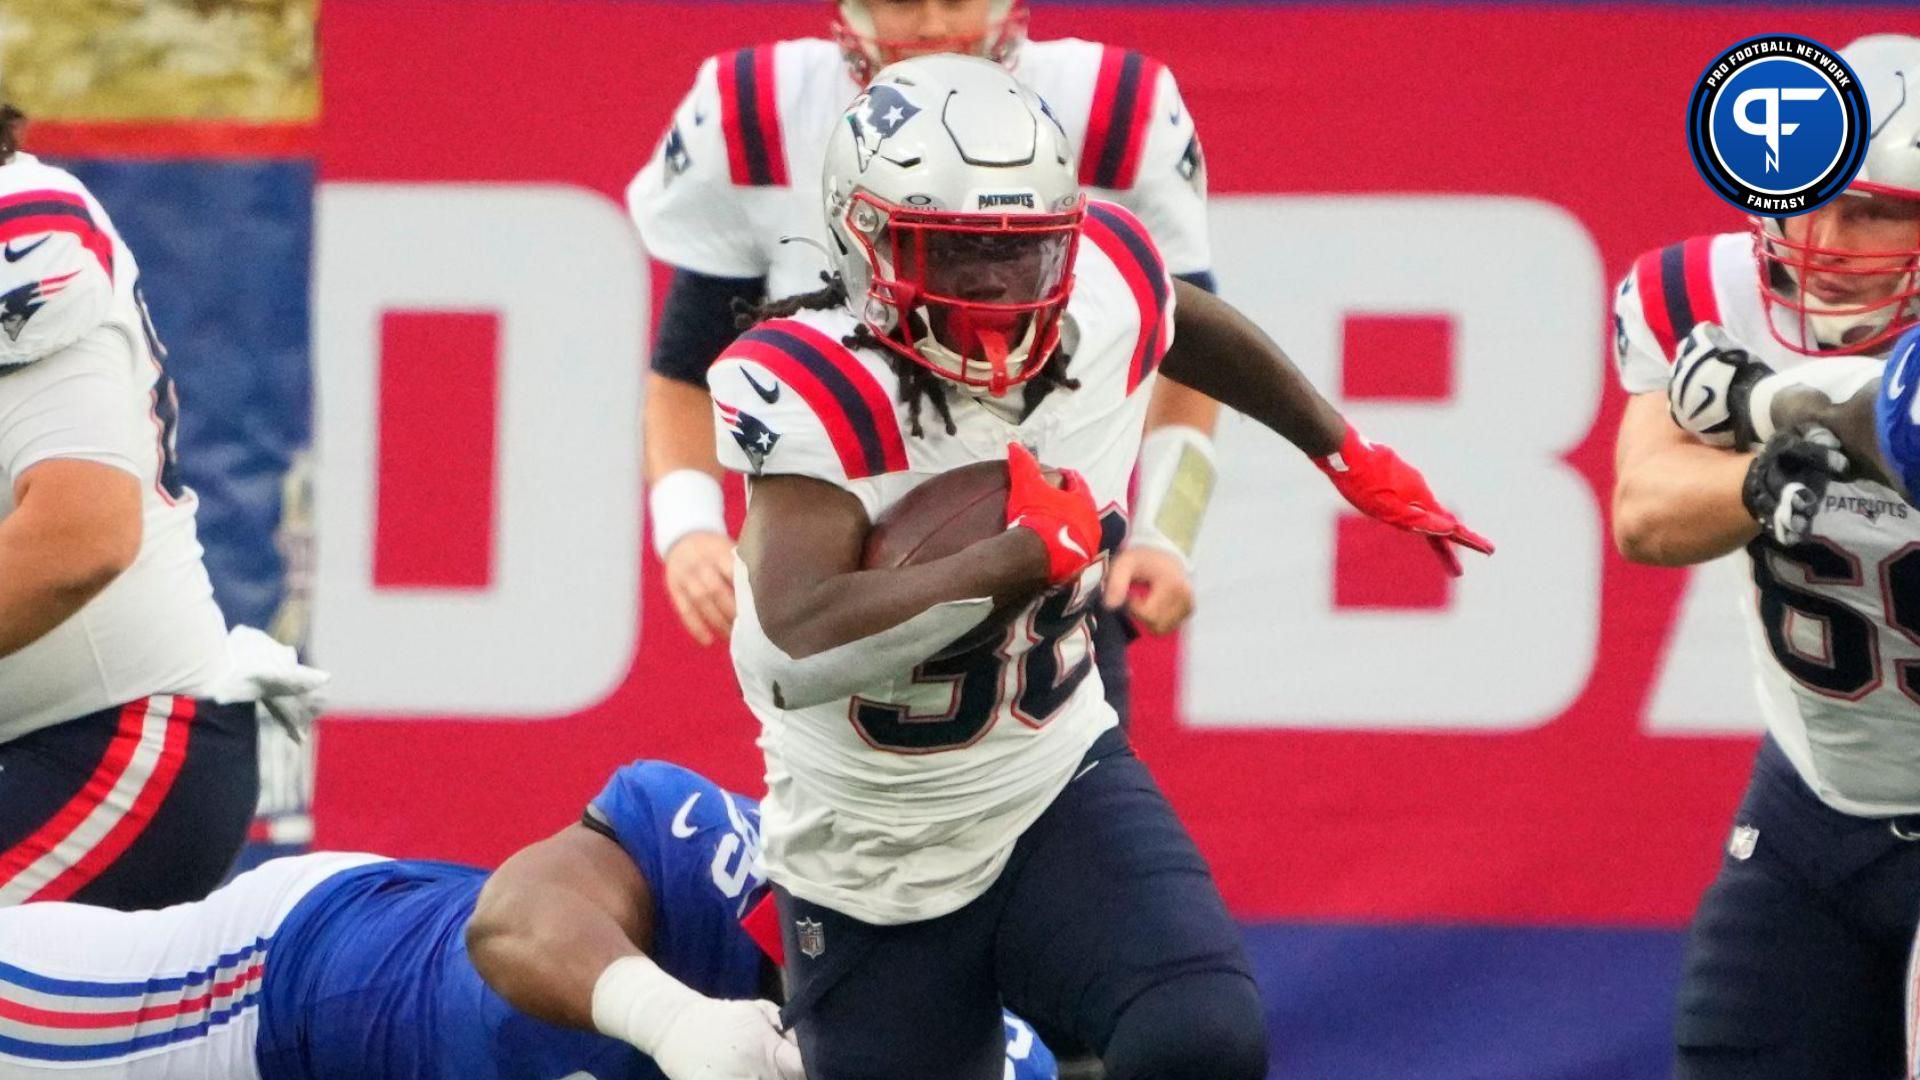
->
<box><xmin>1103</xmin><ymin>971</ymin><xmax>1267</xmax><ymax>1080</ymax></box>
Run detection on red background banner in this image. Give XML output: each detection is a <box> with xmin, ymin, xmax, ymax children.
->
<box><xmin>313</xmin><ymin>1</ymin><xmax>1920</xmax><ymax>929</ymax></box>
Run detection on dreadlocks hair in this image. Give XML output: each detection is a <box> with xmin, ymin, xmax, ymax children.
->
<box><xmin>0</xmin><ymin>105</ymin><xmax>24</xmax><ymax>162</ymax></box>
<box><xmin>744</xmin><ymin>273</ymin><xmax>1079</xmax><ymax>438</ymax></box>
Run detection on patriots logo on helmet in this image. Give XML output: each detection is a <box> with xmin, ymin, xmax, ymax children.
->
<box><xmin>848</xmin><ymin>84</ymin><xmax>921</xmax><ymax>169</ymax></box>
<box><xmin>719</xmin><ymin>399</ymin><xmax>781</xmax><ymax>474</ymax></box>
<box><xmin>662</xmin><ymin>124</ymin><xmax>692</xmax><ymax>181</ymax></box>
<box><xmin>0</xmin><ymin>271</ymin><xmax>78</xmax><ymax>342</ymax></box>
<box><xmin>1036</xmin><ymin>94</ymin><xmax>1067</xmax><ymax>140</ymax></box>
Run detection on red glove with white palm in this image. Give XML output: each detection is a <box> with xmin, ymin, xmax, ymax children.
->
<box><xmin>1005</xmin><ymin>442</ymin><xmax>1102</xmax><ymax>586</ymax></box>
<box><xmin>1313</xmin><ymin>424</ymin><xmax>1494</xmax><ymax>576</ymax></box>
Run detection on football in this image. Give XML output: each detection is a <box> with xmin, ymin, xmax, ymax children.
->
<box><xmin>861</xmin><ymin>459</ymin><xmax>1061</xmax><ymax>570</ymax></box>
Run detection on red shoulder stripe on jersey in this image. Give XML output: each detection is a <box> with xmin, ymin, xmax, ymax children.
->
<box><xmin>1081</xmin><ymin>48</ymin><xmax>1165</xmax><ymax>191</ymax></box>
<box><xmin>716</xmin><ymin>48</ymin><xmax>787</xmax><ymax>188</ymax></box>
<box><xmin>773</xmin><ymin>321</ymin><xmax>907</xmax><ymax>471</ymax></box>
<box><xmin>1632</xmin><ymin>245</ymin><xmax>1679</xmax><ymax>358</ymax></box>
<box><xmin>1084</xmin><ymin>201</ymin><xmax>1170</xmax><ymax>392</ymax></box>
<box><xmin>1681</xmin><ymin>236</ymin><xmax>1720</xmax><ymax>329</ymax></box>
<box><xmin>0</xmin><ymin>190</ymin><xmax>113</xmax><ymax>281</ymax></box>
<box><xmin>726</xmin><ymin>323</ymin><xmax>907</xmax><ymax>479</ymax></box>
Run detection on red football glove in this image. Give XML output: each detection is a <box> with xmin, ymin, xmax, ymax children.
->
<box><xmin>1313</xmin><ymin>424</ymin><xmax>1494</xmax><ymax>577</ymax></box>
<box><xmin>1005</xmin><ymin>442</ymin><xmax>1102</xmax><ymax>586</ymax></box>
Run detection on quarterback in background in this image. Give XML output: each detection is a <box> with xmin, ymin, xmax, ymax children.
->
<box><xmin>0</xmin><ymin>104</ymin><xmax>319</xmax><ymax>911</ymax></box>
<box><xmin>632</xmin><ymin>0</ymin><xmax>1227</xmax><ymax>726</ymax></box>
<box><xmin>715</xmin><ymin>56</ymin><xmax>1487</xmax><ymax>1079</ymax></box>
<box><xmin>1612</xmin><ymin>34</ymin><xmax>1920</xmax><ymax>1079</ymax></box>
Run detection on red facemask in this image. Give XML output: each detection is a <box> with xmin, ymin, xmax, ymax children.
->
<box><xmin>1752</xmin><ymin>188</ymin><xmax>1920</xmax><ymax>356</ymax></box>
<box><xmin>847</xmin><ymin>190</ymin><xmax>1083</xmax><ymax>394</ymax></box>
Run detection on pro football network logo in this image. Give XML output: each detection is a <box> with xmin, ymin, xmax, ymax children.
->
<box><xmin>1687</xmin><ymin>35</ymin><xmax>1869</xmax><ymax>216</ymax></box>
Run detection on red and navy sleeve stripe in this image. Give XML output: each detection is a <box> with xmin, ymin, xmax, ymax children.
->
<box><xmin>1632</xmin><ymin>237</ymin><xmax>1720</xmax><ymax>358</ymax></box>
<box><xmin>716</xmin><ymin>47</ymin><xmax>788</xmax><ymax>188</ymax></box>
<box><xmin>727</xmin><ymin>322</ymin><xmax>907</xmax><ymax>479</ymax></box>
<box><xmin>1084</xmin><ymin>202</ymin><xmax>1170</xmax><ymax>392</ymax></box>
<box><xmin>0</xmin><ymin>189</ymin><xmax>113</xmax><ymax>280</ymax></box>
<box><xmin>1081</xmin><ymin>48</ymin><xmax>1166</xmax><ymax>191</ymax></box>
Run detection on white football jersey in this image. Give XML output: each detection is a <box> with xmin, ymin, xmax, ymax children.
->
<box><xmin>712</xmin><ymin>201</ymin><xmax>1172</xmax><ymax>924</ymax></box>
<box><xmin>628</xmin><ymin>36</ymin><xmax>1211</xmax><ymax>298</ymax></box>
<box><xmin>1616</xmin><ymin>232</ymin><xmax>1920</xmax><ymax>816</ymax></box>
<box><xmin>0</xmin><ymin>154</ymin><xmax>229</xmax><ymax>741</ymax></box>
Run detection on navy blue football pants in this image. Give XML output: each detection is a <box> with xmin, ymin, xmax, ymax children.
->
<box><xmin>0</xmin><ymin>695</ymin><xmax>257</xmax><ymax>911</ymax></box>
<box><xmin>1091</xmin><ymin>609</ymin><xmax>1134</xmax><ymax>728</ymax></box>
<box><xmin>774</xmin><ymin>727</ymin><xmax>1266</xmax><ymax>1080</ymax></box>
<box><xmin>1674</xmin><ymin>736</ymin><xmax>1920</xmax><ymax>1079</ymax></box>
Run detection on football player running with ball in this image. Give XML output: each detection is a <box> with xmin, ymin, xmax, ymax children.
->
<box><xmin>711</xmin><ymin>55</ymin><xmax>1488</xmax><ymax>1080</ymax></box>
<box><xmin>1612</xmin><ymin>34</ymin><xmax>1920</xmax><ymax>1080</ymax></box>
<box><xmin>634</xmin><ymin>0</ymin><xmax>1219</xmax><ymax>726</ymax></box>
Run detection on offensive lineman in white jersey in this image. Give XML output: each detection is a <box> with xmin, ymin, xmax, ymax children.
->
<box><xmin>713</xmin><ymin>56</ymin><xmax>1489</xmax><ymax>1079</ymax></box>
<box><xmin>631</xmin><ymin>0</ymin><xmax>1231</xmax><ymax>730</ymax></box>
<box><xmin>1610</xmin><ymin>35</ymin><xmax>1920</xmax><ymax>1078</ymax></box>
<box><xmin>0</xmin><ymin>107</ymin><xmax>320</xmax><ymax>911</ymax></box>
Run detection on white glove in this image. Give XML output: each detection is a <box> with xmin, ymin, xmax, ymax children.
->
<box><xmin>1668</xmin><ymin>323</ymin><xmax>1772</xmax><ymax>448</ymax></box>
<box><xmin>206</xmin><ymin>625</ymin><xmax>330</xmax><ymax>740</ymax></box>
<box><xmin>594</xmin><ymin>955</ymin><xmax>804</xmax><ymax>1080</ymax></box>
<box><xmin>649</xmin><ymin>998</ymin><xmax>805</xmax><ymax>1080</ymax></box>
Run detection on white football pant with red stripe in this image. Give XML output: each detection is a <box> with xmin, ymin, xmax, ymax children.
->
<box><xmin>0</xmin><ymin>852</ymin><xmax>385</xmax><ymax>1077</ymax></box>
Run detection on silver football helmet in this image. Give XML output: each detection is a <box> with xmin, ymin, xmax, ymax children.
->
<box><xmin>1756</xmin><ymin>33</ymin><xmax>1920</xmax><ymax>355</ymax></box>
<box><xmin>822</xmin><ymin>53</ymin><xmax>1083</xmax><ymax>394</ymax></box>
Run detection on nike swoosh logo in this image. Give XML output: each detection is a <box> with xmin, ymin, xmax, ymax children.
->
<box><xmin>670</xmin><ymin>793</ymin><xmax>701</xmax><ymax>838</ymax></box>
<box><xmin>1057</xmin><ymin>527</ymin><xmax>1089</xmax><ymax>561</ymax></box>
<box><xmin>1686</xmin><ymin>384</ymin><xmax>1717</xmax><ymax>421</ymax></box>
<box><xmin>3</xmin><ymin>237</ymin><xmax>47</xmax><ymax>262</ymax></box>
<box><xmin>742</xmin><ymin>369</ymin><xmax>780</xmax><ymax>404</ymax></box>
<box><xmin>1890</xmin><ymin>344</ymin><xmax>1914</xmax><ymax>398</ymax></box>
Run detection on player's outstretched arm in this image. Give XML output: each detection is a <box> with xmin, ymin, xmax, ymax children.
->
<box><xmin>735</xmin><ymin>472</ymin><xmax>1056</xmax><ymax>705</ymax></box>
<box><xmin>1157</xmin><ymin>279</ymin><xmax>1345</xmax><ymax>458</ymax></box>
<box><xmin>1157</xmin><ymin>279</ymin><xmax>1492</xmax><ymax>573</ymax></box>
<box><xmin>1754</xmin><ymin>379</ymin><xmax>1894</xmax><ymax>490</ymax></box>
<box><xmin>468</xmin><ymin>823</ymin><xmax>657</xmax><ymax>1030</ymax></box>
<box><xmin>468</xmin><ymin>823</ymin><xmax>803</xmax><ymax>1080</ymax></box>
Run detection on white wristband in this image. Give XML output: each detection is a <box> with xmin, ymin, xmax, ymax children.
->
<box><xmin>1129</xmin><ymin>424</ymin><xmax>1217</xmax><ymax>568</ymax></box>
<box><xmin>649</xmin><ymin>469</ymin><xmax>727</xmax><ymax>561</ymax></box>
<box><xmin>591</xmin><ymin>953</ymin><xmax>701</xmax><ymax>1056</ymax></box>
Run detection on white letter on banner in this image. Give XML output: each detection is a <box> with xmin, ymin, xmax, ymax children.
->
<box><xmin>1645</xmin><ymin>554</ymin><xmax>1766</xmax><ymax>734</ymax></box>
<box><xmin>311</xmin><ymin>183</ymin><xmax>645</xmax><ymax>716</ymax></box>
<box><xmin>1181</xmin><ymin>195</ymin><xmax>1602</xmax><ymax>730</ymax></box>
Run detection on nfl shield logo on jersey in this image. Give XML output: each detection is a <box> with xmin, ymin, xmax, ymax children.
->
<box><xmin>1728</xmin><ymin>824</ymin><xmax>1759</xmax><ymax>861</ymax></box>
<box><xmin>796</xmin><ymin>917</ymin><xmax>827</xmax><ymax>959</ymax></box>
